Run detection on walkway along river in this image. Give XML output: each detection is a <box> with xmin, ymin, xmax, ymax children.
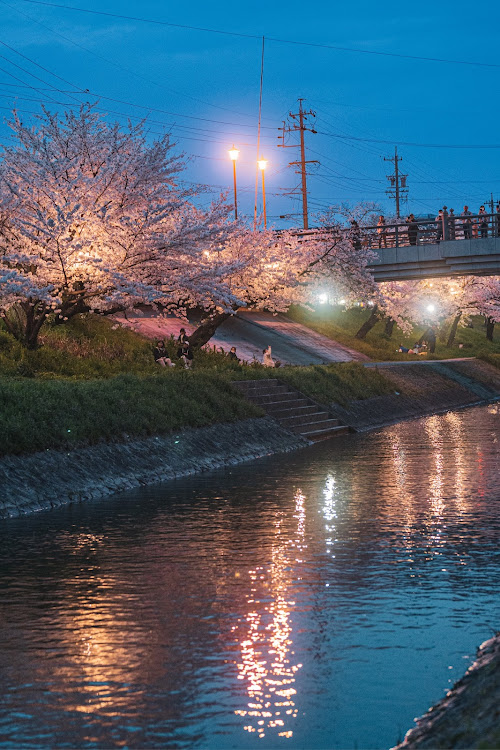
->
<box><xmin>1</xmin><ymin>404</ymin><xmax>500</xmax><ymax>748</ymax></box>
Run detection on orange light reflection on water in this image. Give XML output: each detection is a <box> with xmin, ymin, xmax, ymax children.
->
<box><xmin>232</xmin><ymin>489</ymin><xmax>306</xmax><ymax>740</ymax></box>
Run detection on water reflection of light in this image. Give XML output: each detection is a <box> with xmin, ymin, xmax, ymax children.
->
<box><xmin>423</xmin><ymin>416</ymin><xmax>445</xmax><ymax>524</ymax></box>
<box><xmin>322</xmin><ymin>474</ymin><xmax>337</xmax><ymax>555</ymax></box>
<box><xmin>233</xmin><ymin>489</ymin><xmax>305</xmax><ymax>740</ymax></box>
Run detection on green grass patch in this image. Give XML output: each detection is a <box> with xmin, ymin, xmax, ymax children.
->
<box><xmin>0</xmin><ymin>371</ymin><xmax>263</xmax><ymax>456</ymax></box>
<box><xmin>287</xmin><ymin>305</ymin><xmax>500</xmax><ymax>361</ymax></box>
<box><xmin>0</xmin><ymin>313</ymin><xmax>402</xmax><ymax>456</ymax></box>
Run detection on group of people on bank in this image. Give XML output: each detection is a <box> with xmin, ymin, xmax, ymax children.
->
<box><xmin>154</xmin><ymin>330</ymin><xmax>277</xmax><ymax>369</ymax></box>
<box><xmin>153</xmin><ymin>328</ymin><xmax>194</xmax><ymax>369</ymax></box>
<box><xmin>372</xmin><ymin>202</ymin><xmax>500</xmax><ymax>248</ymax></box>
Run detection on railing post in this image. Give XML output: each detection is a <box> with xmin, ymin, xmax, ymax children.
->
<box><xmin>442</xmin><ymin>206</ymin><xmax>449</xmax><ymax>241</ymax></box>
<box><xmin>395</xmin><ymin>223</ymin><xmax>399</xmax><ymax>248</ymax></box>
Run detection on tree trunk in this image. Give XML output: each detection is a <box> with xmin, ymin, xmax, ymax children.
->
<box><xmin>188</xmin><ymin>311</ymin><xmax>233</xmax><ymax>348</ymax></box>
<box><xmin>446</xmin><ymin>312</ymin><xmax>462</xmax><ymax>347</ymax></box>
<box><xmin>355</xmin><ymin>305</ymin><xmax>380</xmax><ymax>340</ymax></box>
<box><xmin>486</xmin><ymin>317</ymin><xmax>495</xmax><ymax>341</ymax></box>
<box><xmin>383</xmin><ymin>317</ymin><xmax>395</xmax><ymax>338</ymax></box>
<box><xmin>2</xmin><ymin>301</ymin><xmax>47</xmax><ymax>349</ymax></box>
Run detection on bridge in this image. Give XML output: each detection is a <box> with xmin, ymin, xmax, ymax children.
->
<box><xmin>301</xmin><ymin>209</ymin><xmax>500</xmax><ymax>281</ymax></box>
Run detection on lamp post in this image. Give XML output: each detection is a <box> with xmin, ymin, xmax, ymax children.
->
<box><xmin>257</xmin><ymin>157</ymin><xmax>267</xmax><ymax>229</ymax></box>
<box><xmin>228</xmin><ymin>145</ymin><xmax>239</xmax><ymax>220</ymax></box>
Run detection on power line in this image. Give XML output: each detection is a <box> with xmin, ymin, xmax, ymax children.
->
<box><xmin>0</xmin><ymin>0</ymin><xmax>271</xmax><ymax>120</ymax></box>
<box><xmin>19</xmin><ymin>0</ymin><xmax>500</xmax><ymax>70</ymax></box>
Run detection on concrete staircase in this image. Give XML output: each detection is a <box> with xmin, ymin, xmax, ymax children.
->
<box><xmin>234</xmin><ymin>379</ymin><xmax>351</xmax><ymax>442</ymax></box>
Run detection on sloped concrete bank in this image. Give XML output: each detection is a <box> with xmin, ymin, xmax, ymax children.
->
<box><xmin>0</xmin><ymin>417</ymin><xmax>308</xmax><ymax>519</ymax></box>
<box><xmin>394</xmin><ymin>632</ymin><xmax>500</xmax><ymax>749</ymax></box>
<box><xmin>328</xmin><ymin>359</ymin><xmax>500</xmax><ymax>431</ymax></box>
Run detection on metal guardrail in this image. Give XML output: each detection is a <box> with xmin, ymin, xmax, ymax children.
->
<box><xmin>294</xmin><ymin>210</ymin><xmax>500</xmax><ymax>249</ymax></box>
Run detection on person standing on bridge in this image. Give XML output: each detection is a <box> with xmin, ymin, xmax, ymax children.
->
<box><xmin>461</xmin><ymin>206</ymin><xmax>472</xmax><ymax>239</ymax></box>
<box><xmin>479</xmin><ymin>205</ymin><xmax>488</xmax><ymax>238</ymax></box>
<box><xmin>406</xmin><ymin>214</ymin><xmax>418</xmax><ymax>245</ymax></box>
<box><xmin>435</xmin><ymin>209</ymin><xmax>444</xmax><ymax>242</ymax></box>
<box><xmin>377</xmin><ymin>215</ymin><xmax>387</xmax><ymax>248</ymax></box>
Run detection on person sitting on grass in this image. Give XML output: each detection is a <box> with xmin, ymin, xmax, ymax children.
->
<box><xmin>179</xmin><ymin>340</ymin><xmax>194</xmax><ymax>369</ymax></box>
<box><xmin>228</xmin><ymin>346</ymin><xmax>240</xmax><ymax>363</ymax></box>
<box><xmin>398</xmin><ymin>344</ymin><xmax>409</xmax><ymax>353</ymax></box>
<box><xmin>176</xmin><ymin>328</ymin><xmax>189</xmax><ymax>357</ymax></box>
<box><xmin>262</xmin><ymin>345</ymin><xmax>275</xmax><ymax>367</ymax></box>
<box><xmin>154</xmin><ymin>340</ymin><xmax>175</xmax><ymax>367</ymax></box>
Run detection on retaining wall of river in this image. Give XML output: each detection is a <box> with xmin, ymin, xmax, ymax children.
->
<box><xmin>394</xmin><ymin>632</ymin><xmax>500</xmax><ymax>749</ymax></box>
<box><xmin>0</xmin><ymin>417</ymin><xmax>308</xmax><ymax>519</ymax></box>
<box><xmin>328</xmin><ymin>359</ymin><xmax>500</xmax><ymax>431</ymax></box>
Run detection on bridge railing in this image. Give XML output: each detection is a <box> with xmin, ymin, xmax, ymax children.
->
<box><xmin>295</xmin><ymin>210</ymin><xmax>500</xmax><ymax>249</ymax></box>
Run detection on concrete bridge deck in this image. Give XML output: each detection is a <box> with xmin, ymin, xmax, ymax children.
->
<box><xmin>369</xmin><ymin>236</ymin><xmax>500</xmax><ymax>281</ymax></box>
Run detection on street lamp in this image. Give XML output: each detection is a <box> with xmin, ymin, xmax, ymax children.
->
<box><xmin>228</xmin><ymin>145</ymin><xmax>239</xmax><ymax>220</ymax></box>
<box><xmin>257</xmin><ymin>156</ymin><xmax>267</xmax><ymax>229</ymax></box>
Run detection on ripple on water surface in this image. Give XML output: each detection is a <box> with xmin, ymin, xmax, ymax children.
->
<box><xmin>1</xmin><ymin>405</ymin><xmax>500</xmax><ymax>749</ymax></box>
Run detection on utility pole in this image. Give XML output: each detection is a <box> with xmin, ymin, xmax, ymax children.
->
<box><xmin>278</xmin><ymin>98</ymin><xmax>318</xmax><ymax>229</ymax></box>
<box><xmin>384</xmin><ymin>146</ymin><xmax>408</xmax><ymax>219</ymax></box>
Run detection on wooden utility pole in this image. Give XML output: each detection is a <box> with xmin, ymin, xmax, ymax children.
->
<box><xmin>278</xmin><ymin>98</ymin><xmax>317</xmax><ymax>229</ymax></box>
<box><xmin>384</xmin><ymin>146</ymin><xmax>407</xmax><ymax>219</ymax></box>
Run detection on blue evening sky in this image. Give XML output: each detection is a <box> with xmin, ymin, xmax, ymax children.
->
<box><xmin>1</xmin><ymin>0</ymin><xmax>499</xmax><ymax>226</ymax></box>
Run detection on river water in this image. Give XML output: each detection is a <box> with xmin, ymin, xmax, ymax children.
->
<box><xmin>1</xmin><ymin>406</ymin><xmax>500</xmax><ymax>749</ymax></box>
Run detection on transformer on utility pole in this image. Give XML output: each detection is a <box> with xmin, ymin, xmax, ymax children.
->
<box><xmin>384</xmin><ymin>146</ymin><xmax>408</xmax><ymax>219</ymax></box>
<box><xmin>278</xmin><ymin>98</ymin><xmax>318</xmax><ymax>230</ymax></box>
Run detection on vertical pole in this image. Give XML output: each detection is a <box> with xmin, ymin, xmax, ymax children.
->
<box><xmin>261</xmin><ymin>168</ymin><xmax>267</xmax><ymax>229</ymax></box>
<box><xmin>233</xmin><ymin>160</ymin><xmax>238</xmax><ymax>220</ymax></box>
<box><xmin>298</xmin><ymin>99</ymin><xmax>309</xmax><ymax>230</ymax></box>
<box><xmin>394</xmin><ymin>145</ymin><xmax>400</xmax><ymax>220</ymax></box>
<box><xmin>490</xmin><ymin>192</ymin><xmax>495</xmax><ymax>234</ymax></box>
<box><xmin>253</xmin><ymin>36</ymin><xmax>265</xmax><ymax>231</ymax></box>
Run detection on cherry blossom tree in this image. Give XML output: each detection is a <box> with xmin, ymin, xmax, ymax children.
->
<box><xmin>0</xmin><ymin>105</ymin><xmax>243</xmax><ymax>348</ymax></box>
<box><xmin>0</xmin><ymin>106</ymin><xmax>383</xmax><ymax>350</ymax></box>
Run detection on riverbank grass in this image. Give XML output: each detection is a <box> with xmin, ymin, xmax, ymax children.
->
<box><xmin>287</xmin><ymin>305</ymin><xmax>500</xmax><ymax>361</ymax></box>
<box><xmin>0</xmin><ymin>315</ymin><xmax>399</xmax><ymax>456</ymax></box>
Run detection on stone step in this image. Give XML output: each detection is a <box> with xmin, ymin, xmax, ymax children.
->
<box><xmin>252</xmin><ymin>391</ymin><xmax>299</xmax><ymax>405</ymax></box>
<box><xmin>288</xmin><ymin>418</ymin><xmax>343</xmax><ymax>435</ymax></box>
<box><xmin>301</xmin><ymin>425</ymin><xmax>351</xmax><ymax>441</ymax></box>
<box><xmin>233</xmin><ymin>378</ymin><xmax>352</xmax><ymax>443</ymax></box>
<box><xmin>234</xmin><ymin>379</ymin><xmax>281</xmax><ymax>392</ymax></box>
<box><xmin>265</xmin><ymin>399</ymin><xmax>311</xmax><ymax>414</ymax></box>
<box><xmin>280</xmin><ymin>411</ymin><xmax>332</xmax><ymax>428</ymax></box>
<box><xmin>240</xmin><ymin>384</ymin><xmax>292</xmax><ymax>398</ymax></box>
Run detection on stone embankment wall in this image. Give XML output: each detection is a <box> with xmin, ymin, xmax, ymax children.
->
<box><xmin>394</xmin><ymin>632</ymin><xmax>500</xmax><ymax>749</ymax></box>
<box><xmin>0</xmin><ymin>417</ymin><xmax>308</xmax><ymax>519</ymax></box>
<box><xmin>329</xmin><ymin>359</ymin><xmax>500</xmax><ymax>431</ymax></box>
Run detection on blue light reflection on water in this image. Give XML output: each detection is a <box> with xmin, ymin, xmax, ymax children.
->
<box><xmin>1</xmin><ymin>405</ymin><xmax>500</xmax><ymax>749</ymax></box>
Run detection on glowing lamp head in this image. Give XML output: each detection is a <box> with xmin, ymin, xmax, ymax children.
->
<box><xmin>318</xmin><ymin>293</ymin><xmax>328</xmax><ymax>304</ymax></box>
<box><xmin>426</xmin><ymin>303</ymin><xmax>436</xmax><ymax>313</ymax></box>
<box><xmin>257</xmin><ymin>158</ymin><xmax>268</xmax><ymax>171</ymax></box>
<box><xmin>228</xmin><ymin>145</ymin><xmax>239</xmax><ymax>161</ymax></box>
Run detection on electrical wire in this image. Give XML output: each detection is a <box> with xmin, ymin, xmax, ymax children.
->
<box><xmin>19</xmin><ymin>0</ymin><xmax>500</xmax><ymax>70</ymax></box>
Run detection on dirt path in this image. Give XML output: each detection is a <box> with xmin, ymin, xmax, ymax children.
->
<box><xmin>117</xmin><ymin>310</ymin><xmax>369</xmax><ymax>366</ymax></box>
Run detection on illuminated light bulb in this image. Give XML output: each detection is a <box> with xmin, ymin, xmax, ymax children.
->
<box><xmin>318</xmin><ymin>293</ymin><xmax>328</xmax><ymax>304</ymax></box>
<box><xmin>427</xmin><ymin>304</ymin><xmax>436</xmax><ymax>313</ymax></box>
<box><xmin>228</xmin><ymin>145</ymin><xmax>239</xmax><ymax>161</ymax></box>
<box><xmin>257</xmin><ymin>158</ymin><xmax>268</xmax><ymax>171</ymax></box>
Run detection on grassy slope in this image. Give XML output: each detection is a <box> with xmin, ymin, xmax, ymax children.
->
<box><xmin>0</xmin><ymin>315</ymin><xmax>397</xmax><ymax>456</ymax></box>
<box><xmin>287</xmin><ymin>304</ymin><xmax>500</xmax><ymax>361</ymax></box>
